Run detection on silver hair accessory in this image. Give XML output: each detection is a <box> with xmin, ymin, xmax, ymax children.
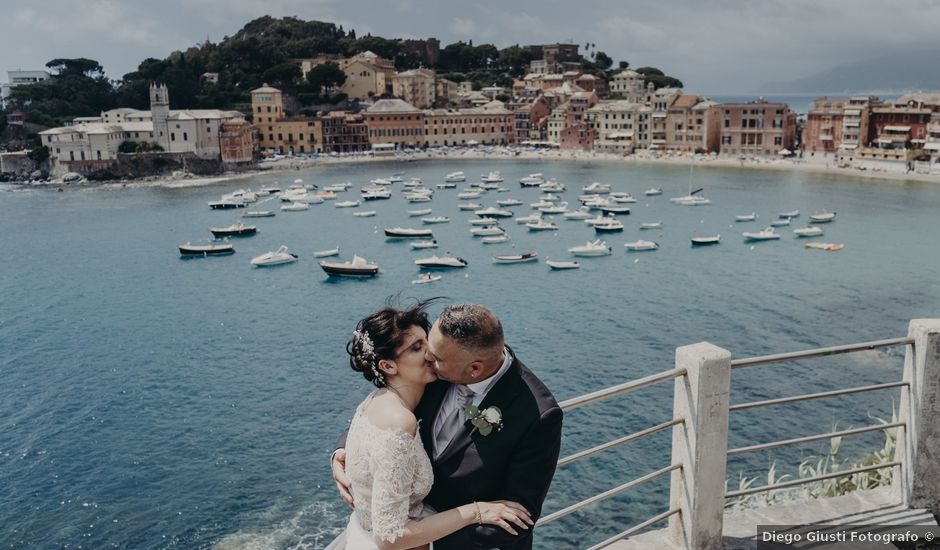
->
<box><xmin>354</xmin><ymin>329</ymin><xmax>384</xmax><ymax>384</ymax></box>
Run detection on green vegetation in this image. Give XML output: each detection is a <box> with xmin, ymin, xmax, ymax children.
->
<box><xmin>635</xmin><ymin>67</ymin><xmax>684</xmax><ymax>89</ymax></box>
<box><xmin>118</xmin><ymin>141</ymin><xmax>165</xmax><ymax>153</ymax></box>
<box><xmin>0</xmin><ymin>112</ymin><xmax>7</xmax><ymax>134</ymax></box>
<box><xmin>726</xmin><ymin>411</ymin><xmax>898</xmax><ymax>510</ymax></box>
<box><xmin>3</xmin><ymin>16</ymin><xmax>686</xmax><ymax>126</ymax></box>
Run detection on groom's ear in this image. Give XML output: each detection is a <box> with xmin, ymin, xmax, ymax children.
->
<box><xmin>468</xmin><ymin>361</ymin><xmax>486</xmax><ymax>379</ymax></box>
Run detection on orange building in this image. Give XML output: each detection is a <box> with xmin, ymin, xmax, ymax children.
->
<box><xmin>220</xmin><ymin>119</ymin><xmax>255</xmax><ymax>163</ymax></box>
<box><xmin>365</xmin><ymin>99</ymin><xmax>425</xmax><ymax>150</ymax></box>
<box><xmin>718</xmin><ymin>100</ymin><xmax>797</xmax><ymax>156</ymax></box>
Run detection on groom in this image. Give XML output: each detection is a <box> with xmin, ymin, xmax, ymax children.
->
<box><xmin>333</xmin><ymin>304</ymin><xmax>563</xmax><ymax>550</ymax></box>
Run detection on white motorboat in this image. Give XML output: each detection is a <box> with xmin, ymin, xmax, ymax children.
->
<box><xmin>313</xmin><ymin>247</ymin><xmax>340</xmax><ymax>258</ymax></box>
<box><xmin>317</xmin><ymin>190</ymin><xmax>337</xmax><ymax>201</ymax></box>
<box><xmin>389</xmin><ymin>173</ymin><xmax>404</xmax><ymax>183</ymax></box>
<box><xmin>445</xmin><ymin>171</ymin><xmax>466</xmax><ymax>183</ymax></box>
<box><xmin>793</xmin><ymin>226</ymin><xmax>824</xmax><ymax>238</ymax></box>
<box><xmin>243</xmin><ymin>210</ymin><xmax>275</xmax><ymax>218</ymax></box>
<box><xmin>624</xmin><ymin>240</ymin><xmax>659</xmax><ymax>251</ymax></box>
<box><xmin>770</xmin><ymin>218</ymin><xmax>791</xmax><ymax>227</ymax></box>
<box><xmin>481</xmin><ymin>234</ymin><xmax>510</xmax><ymax>244</ymax></box>
<box><xmin>410</xmin><ymin>240</ymin><xmax>439</xmax><ymax>249</ymax></box>
<box><xmin>458</xmin><ymin>190</ymin><xmax>483</xmax><ymax>200</ymax></box>
<box><xmin>469</xmin><ymin>217</ymin><xmax>500</xmax><ymax>226</ymax></box>
<box><xmin>335</xmin><ymin>200</ymin><xmax>361</xmax><ymax>208</ymax></box>
<box><xmin>805</xmin><ymin>242</ymin><xmax>844</xmax><ymax>251</ymax></box>
<box><xmin>515</xmin><ymin>212</ymin><xmax>542</xmax><ymax>224</ymax></box>
<box><xmin>421</xmin><ymin>216</ymin><xmax>450</xmax><ymax>224</ymax></box>
<box><xmin>415</xmin><ymin>255</ymin><xmax>468</xmax><ymax>268</ymax></box>
<box><xmin>540</xmin><ymin>193</ymin><xmax>560</xmax><ymax>202</ymax></box>
<box><xmin>640</xmin><ymin>221</ymin><xmax>663</xmax><ymax>230</ymax></box>
<box><xmin>280</xmin><ymin>202</ymin><xmax>310</xmax><ymax>211</ymax></box>
<box><xmin>436</xmin><ymin>182</ymin><xmax>457</xmax><ymax>189</ymax></box>
<box><xmin>408</xmin><ymin>208</ymin><xmax>433</xmax><ymax>216</ymax></box>
<box><xmin>481</xmin><ymin>171</ymin><xmax>504</xmax><ymax>183</ymax></box>
<box><xmin>210</xmin><ymin>223</ymin><xmax>257</xmax><ymax>238</ymax></box>
<box><xmin>456</xmin><ymin>202</ymin><xmax>480</xmax><ymax>210</ymax></box>
<box><xmin>568</xmin><ymin>239</ymin><xmax>612</xmax><ymax>257</ymax></box>
<box><xmin>324</xmin><ymin>182</ymin><xmax>352</xmax><ymax>192</ymax></box>
<box><xmin>609</xmin><ymin>194</ymin><xmax>638</xmax><ymax>204</ymax></box>
<box><xmin>293</xmin><ymin>178</ymin><xmax>304</xmax><ymax>184</ymax></box>
<box><xmin>526</xmin><ymin>220</ymin><xmax>559</xmax><ymax>231</ymax></box>
<box><xmin>530</xmin><ymin>200</ymin><xmax>555</xmax><ymax>209</ymax></box>
<box><xmin>406</xmin><ymin>194</ymin><xmax>432</xmax><ymax>203</ymax></box>
<box><xmin>209</xmin><ymin>198</ymin><xmax>245</xmax><ymax>209</ymax></box>
<box><xmin>563</xmin><ymin>208</ymin><xmax>592</xmax><ymax>220</ymax></box>
<box><xmin>385</xmin><ymin>227</ymin><xmax>434</xmax><ymax>238</ymax></box>
<box><xmin>583</xmin><ymin>198</ymin><xmax>611</xmax><ymax>210</ymax></box>
<box><xmin>809</xmin><ymin>211</ymin><xmax>836</xmax><ymax>223</ymax></box>
<box><xmin>412</xmin><ymin>273</ymin><xmax>442</xmax><ymax>284</ymax></box>
<box><xmin>370</xmin><ymin>178</ymin><xmax>393</xmax><ymax>185</ymax></box>
<box><xmin>599</xmin><ymin>205</ymin><xmax>631</xmax><ymax>216</ymax></box>
<box><xmin>519</xmin><ymin>173</ymin><xmax>545</xmax><ymax>186</ymax></box>
<box><xmin>475</xmin><ymin>207</ymin><xmax>513</xmax><ymax>218</ymax></box>
<box><xmin>743</xmin><ymin>227</ymin><xmax>781</xmax><ymax>241</ymax></box>
<box><xmin>735</xmin><ymin>212</ymin><xmax>758</xmax><ymax>222</ymax></box>
<box><xmin>493</xmin><ymin>252</ymin><xmax>538</xmax><ymax>264</ymax></box>
<box><xmin>594</xmin><ymin>220</ymin><xmax>624</xmax><ymax>233</ymax></box>
<box><xmin>320</xmin><ymin>255</ymin><xmax>379</xmax><ymax>277</ymax></box>
<box><xmin>644</xmin><ymin>187</ymin><xmax>663</xmax><ymax>196</ymax></box>
<box><xmin>546</xmin><ymin>260</ymin><xmax>580</xmax><ymax>270</ymax></box>
<box><xmin>353</xmin><ymin>210</ymin><xmax>376</xmax><ymax>217</ymax></box>
<box><xmin>361</xmin><ymin>190</ymin><xmax>392</xmax><ymax>201</ymax></box>
<box><xmin>251</xmin><ymin>245</ymin><xmax>298</xmax><ymax>266</ymax></box>
<box><xmin>582</xmin><ymin>182</ymin><xmax>611</xmax><ymax>194</ymax></box>
<box><xmin>779</xmin><ymin>210</ymin><xmax>800</xmax><ymax>218</ymax></box>
<box><xmin>584</xmin><ymin>213</ymin><xmax>617</xmax><ymax>226</ymax></box>
<box><xmin>539</xmin><ymin>202</ymin><xmax>569</xmax><ymax>214</ymax></box>
<box><xmin>672</xmin><ymin>195</ymin><xmax>711</xmax><ymax>206</ymax></box>
<box><xmin>496</xmin><ymin>198</ymin><xmax>523</xmax><ymax>206</ymax></box>
<box><xmin>470</xmin><ymin>226</ymin><xmax>505</xmax><ymax>237</ymax></box>
<box><xmin>179</xmin><ymin>242</ymin><xmax>235</xmax><ymax>256</ymax></box>
<box><xmin>539</xmin><ymin>180</ymin><xmax>565</xmax><ymax>192</ymax></box>
<box><xmin>691</xmin><ymin>235</ymin><xmax>721</xmax><ymax>246</ymax></box>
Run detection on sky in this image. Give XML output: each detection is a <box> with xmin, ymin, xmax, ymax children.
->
<box><xmin>2</xmin><ymin>0</ymin><xmax>939</xmax><ymax>94</ymax></box>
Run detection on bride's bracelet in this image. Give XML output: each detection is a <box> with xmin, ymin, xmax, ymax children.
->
<box><xmin>474</xmin><ymin>502</ymin><xmax>482</xmax><ymax>525</ymax></box>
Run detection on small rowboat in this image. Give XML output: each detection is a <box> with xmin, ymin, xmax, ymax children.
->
<box><xmin>546</xmin><ymin>260</ymin><xmax>580</xmax><ymax>270</ymax></box>
<box><xmin>493</xmin><ymin>252</ymin><xmax>538</xmax><ymax>264</ymax></box>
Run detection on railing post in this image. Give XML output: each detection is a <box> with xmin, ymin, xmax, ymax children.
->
<box><xmin>895</xmin><ymin>319</ymin><xmax>940</xmax><ymax>512</ymax></box>
<box><xmin>668</xmin><ymin>342</ymin><xmax>732</xmax><ymax>550</ymax></box>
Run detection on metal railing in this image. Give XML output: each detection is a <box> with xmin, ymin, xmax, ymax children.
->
<box><xmin>536</xmin><ymin>366</ymin><xmax>687</xmax><ymax>540</ymax></box>
<box><xmin>724</xmin><ymin>337</ymin><xmax>914</xmax><ymax>500</ymax></box>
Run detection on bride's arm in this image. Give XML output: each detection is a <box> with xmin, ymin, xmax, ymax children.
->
<box><xmin>369</xmin><ymin>414</ymin><xmax>530</xmax><ymax>550</ymax></box>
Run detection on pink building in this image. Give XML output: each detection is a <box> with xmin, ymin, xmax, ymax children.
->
<box><xmin>718</xmin><ymin>100</ymin><xmax>796</xmax><ymax>156</ymax></box>
<box><xmin>804</xmin><ymin>97</ymin><xmax>848</xmax><ymax>154</ymax></box>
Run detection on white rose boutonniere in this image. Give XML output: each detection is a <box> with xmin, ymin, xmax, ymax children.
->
<box><xmin>465</xmin><ymin>405</ymin><xmax>503</xmax><ymax>436</ymax></box>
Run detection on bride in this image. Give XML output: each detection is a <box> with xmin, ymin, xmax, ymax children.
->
<box><xmin>330</xmin><ymin>300</ymin><xmax>532</xmax><ymax>550</ymax></box>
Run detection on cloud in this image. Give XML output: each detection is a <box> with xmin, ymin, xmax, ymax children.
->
<box><xmin>448</xmin><ymin>17</ymin><xmax>478</xmax><ymax>38</ymax></box>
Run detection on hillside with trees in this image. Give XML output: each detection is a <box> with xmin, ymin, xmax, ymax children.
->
<box><xmin>2</xmin><ymin>15</ymin><xmax>684</xmax><ymax>126</ymax></box>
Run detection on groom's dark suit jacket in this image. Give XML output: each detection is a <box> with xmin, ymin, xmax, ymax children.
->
<box><xmin>338</xmin><ymin>346</ymin><xmax>563</xmax><ymax>550</ymax></box>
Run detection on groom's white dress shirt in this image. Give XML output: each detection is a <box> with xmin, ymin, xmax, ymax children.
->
<box><xmin>432</xmin><ymin>347</ymin><xmax>513</xmax><ymax>452</ymax></box>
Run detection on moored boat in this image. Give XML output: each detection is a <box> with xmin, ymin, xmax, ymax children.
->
<box><xmin>743</xmin><ymin>227</ymin><xmax>781</xmax><ymax>241</ymax></box>
<box><xmin>809</xmin><ymin>211</ymin><xmax>837</xmax><ymax>223</ymax></box>
<box><xmin>793</xmin><ymin>226</ymin><xmax>824</xmax><ymax>237</ymax></box>
<box><xmin>243</xmin><ymin>210</ymin><xmax>275</xmax><ymax>218</ymax></box>
<box><xmin>251</xmin><ymin>245</ymin><xmax>298</xmax><ymax>266</ymax></box>
<box><xmin>735</xmin><ymin>212</ymin><xmax>758</xmax><ymax>222</ymax></box>
<box><xmin>805</xmin><ymin>242</ymin><xmax>844</xmax><ymax>251</ymax></box>
<box><xmin>421</xmin><ymin>216</ymin><xmax>450</xmax><ymax>224</ymax></box>
<box><xmin>179</xmin><ymin>242</ymin><xmax>235</xmax><ymax>256</ymax></box>
<box><xmin>593</xmin><ymin>220</ymin><xmax>624</xmax><ymax>233</ymax></box>
<box><xmin>352</xmin><ymin>210</ymin><xmax>377</xmax><ymax>217</ymax></box>
<box><xmin>691</xmin><ymin>235</ymin><xmax>721</xmax><ymax>246</ymax></box>
<box><xmin>385</xmin><ymin>227</ymin><xmax>433</xmax><ymax>238</ymax></box>
<box><xmin>412</xmin><ymin>273</ymin><xmax>443</xmax><ymax>284</ymax></box>
<box><xmin>475</xmin><ymin>207</ymin><xmax>513</xmax><ymax>218</ymax></box>
<box><xmin>410</xmin><ymin>240</ymin><xmax>439</xmax><ymax>250</ymax></box>
<box><xmin>493</xmin><ymin>252</ymin><xmax>538</xmax><ymax>264</ymax></box>
<box><xmin>445</xmin><ymin>171</ymin><xmax>466</xmax><ymax>183</ymax></box>
<box><xmin>280</xmin><ymin>202</ymin><xmax>310</xmax><ymax>211</ymax></box>
<box><xmin>546</xmin><ymin>260</ymin><xmax>580</xmax><ymax>270</ymax></box>
<box><xmin>779</xmin><ymin>209</ymin><xmax>800</xmax><ymax>218</ymax></box>
<box><xmin>408</xmin><ymin>208</ymin><xmax>433</xmax><ymax>216</ymax></box>
<box><xmin>319</xmin><ymin>255</ymin><xmax>379</xmax><ymax>277</ymax></box>
<box><xmin>624</xmin><ymin>240</ymin><xmax>659</xmax><ymax>251</ymax></box>
<box><xmin>568</xmin><ymin>239</ymin><xmax>612</xmax><ymax>257</ymax></box>
<box><xmin>313</xmin><ymin>247</ymin><xmax>340</xmax><ymax>258</ymax></box>
<box><xmin>414</xmin><ymin>255</ymin><xmax>468</xmax><ymax>268</ymax></box>
<box><xmin>640</xmin><ymin>221</ymin><xmax>663</xmax><ymax>229</ymax></box>
<box><xmin>210</xmin><ymin>223</ymin><xmax>257</xmax><ymax>238</ymax></box>
<box><xmin>644</xmin><ymin>187</ymin><xmax>663</xmax><ymax>196</ymax></box>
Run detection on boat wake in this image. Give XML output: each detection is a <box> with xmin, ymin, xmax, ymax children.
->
<box><xmin>212</xmin><ymin>501</ymin><xmax>345</xmax><ymax>550</ymax></box>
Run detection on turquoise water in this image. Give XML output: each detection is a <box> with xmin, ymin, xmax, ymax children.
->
<box><xmin>1</xmin><ymin>159</ymin><xmax>938</xmax><ymax>549</ymax></box>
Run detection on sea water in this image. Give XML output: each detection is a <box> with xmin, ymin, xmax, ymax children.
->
<box><xmin>1</xmin><ymin>158</ymin><xmax>938</xmax><ymax>549</ymax></box>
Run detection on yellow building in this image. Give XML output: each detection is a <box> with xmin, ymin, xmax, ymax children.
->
<box><xmin>423</xmin><ymin>102</ymin><xmax>515</xmax><ymax>147</ymax></box>
<box><xmin>339</xmin><ymin>51</ymin><xmax>396</xmax><ymax>100</ymax></box>
<box><xmin>392</xmin><ymin>69</ymin><xmax>436</xmax><ymax>108</ymax></box>
<box><xmin>250</xmin><ymin>84</ymin><xmax>322</xmax><ymax>155</ymax></box>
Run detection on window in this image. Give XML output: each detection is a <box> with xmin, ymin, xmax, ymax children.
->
<box><xmin>267</xmin><ymin>106</ymin><xmax>271</xmax><ymax>113</ymax></box>
<box><xmin>171</xmin><ymin>133</ymin><xmax>176</xmax><ymax>141</ymax></box>
<box><xmin>96</xmin><ymin>150</ymin><xmax>101</xmax><ymax>160</ymax></box>
<box><xmin>183</xmin><ymin>132</ymin><xmax>188</xmax><ymax>141</ymax></box>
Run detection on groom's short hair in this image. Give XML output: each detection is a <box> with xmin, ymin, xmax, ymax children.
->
<box><xmin>438</xmin><ymin>304</ymin><xmax>504</xmax><ymax>355</ymax></box>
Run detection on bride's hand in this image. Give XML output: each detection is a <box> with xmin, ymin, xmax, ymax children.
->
<box><xmin>476</xmin><ymin>500</ymin><xmax>533</xmax><ymax>535</ymax></box>
<box><xmin>331</xmin><ymin>449</ymin><xmax>354</xmax><ymax>508</ymax></box>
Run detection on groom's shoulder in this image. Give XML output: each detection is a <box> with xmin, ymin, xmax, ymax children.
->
<box><xmin>512</xmin><ymin>355</ymin><xmax>560</xmax><ymax>417</ymax></box>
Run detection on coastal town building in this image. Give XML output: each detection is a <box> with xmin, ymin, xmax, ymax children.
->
<box><xmin>364</xmin><ymin>99</ymin><xmax>424</xmax><ymax>149</ymax></box>
<box><xmin>250</xmin><ymin>84</ymin><xmax>321</xmax><ymax>154</ymax></box>
<box><xmin>855</xmin><ymin>93</ymin><xmax>939</xmax><ymax>162</ymax></box>
<box><xmin>557</xmin><ymin>91</ymin><xmax>599</xmax><ymax>150</ymax></box>
<box><xmin>838</xmin><ymin>97</ymin><xmax>876</xmax><ymax>158</ymax></box>
<box><xmin>804</xmin><ymin>97</ymin><xmax>847</xmax><ymax>154</ymax></box>
<box><xmin>1</xmin><ymin>69</ymin><xmax>51</xmax><ymax>109</ymax></box>
<box><xmin>435</xmin><ymin>78</ymin><xmax>459</xmax><ymax>106</ymax></box>
<box><xmin>299</xmin><ymin>54</ymin><xmax>344</xmax><ymax>77</ymax></box>
<box><xmin>609</xmin><ymin>70</ymin><xmax>646</xmax><ymax>102</ymax></box>
<box><xmin>320</xmin><ymin>111</ymin><xmax>369</xmax><ymax>153</ymax></box>
<box><xmin>337</xmin><ymin>51</ymin><xmax>396</xmax><ymax>100</ymax></box>
<box><xmin>512</xmin><ymin>97</ymin><xmax>551</xmax><ymax>143</ymax></box>
<box><xmin>528</xmin><ymin>43</ymin><xmax>580</xmax><ymax>65</ymax></box>
<box><xmin>219</xmin><ymin>119</ymin><xmax>255</xmax><ymax>163</ymax></box>
<box><xmin>926</xmin><ymin>112</ymin><xmax>940</xmax><ymax>163</ymax></box>
<box><xmin>422</xmin><ymin>102</ymin><xmax>515</xmax><ymax>147</ymax></box>
<box><xmin>401</xmin><ymin>38</ymin><xmax>441</xmax><ymax>67</ymax></box>
<box><xmin>718</xmin><ymin>100</ymin><xmax>797</xmax><ymax>156</ymax></box>
<box><xmin>662</xmin><ymin>95</ymin><xmax>720</xmax><ymax>153</ymax></box>
<box><xmin>39</xmin><ymin>84</ymin><xmax>248</xmax><ymax>175</ymax></box>
<box><xmin>586</xmin><ymin>100</ymin><xmax>651</xmax><ymax>154</ymax></box>
<box><xmin>392</xmin><ymin>69</ymin><xmax>436</xmax><ymax>109</ymax></box>
<box><xmin>649</xmin><ymin>87</ymin><xmax>682</xmax><ymax>151</ymax></box>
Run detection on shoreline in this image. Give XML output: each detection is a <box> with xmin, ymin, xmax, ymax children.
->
<box><xmin>6</xmin><ymin>149</ymin><xmax>940</xmax><ymax>190</ymax></box>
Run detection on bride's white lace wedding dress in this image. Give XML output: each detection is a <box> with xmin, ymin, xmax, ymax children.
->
<box><xmin>328</xmin><ymin>393</ymin><xmax>434</xmax><ymax>549</ymax></box>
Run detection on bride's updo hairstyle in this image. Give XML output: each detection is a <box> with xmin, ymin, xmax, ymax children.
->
<box><xmin>347</xmin><ymin>298</ymin><xmax>435</xmax><ymax>388</ymax></box>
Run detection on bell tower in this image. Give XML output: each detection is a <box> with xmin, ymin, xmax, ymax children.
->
<box><xmin>150</xmin><ymin>83</ymin><xmax>170</xmax><ymax>150</ymax></box>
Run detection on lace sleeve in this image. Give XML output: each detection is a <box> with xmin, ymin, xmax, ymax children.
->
<box><xmin>370</xmin><ymin>430</ymin><xmax>418</xmax><ymax>544</ymax></box>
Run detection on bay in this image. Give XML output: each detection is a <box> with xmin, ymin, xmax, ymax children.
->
<box><xmin>1</xmin><ymin>158</ymin><xmax>937</xmax><ymax>549</ymax></box>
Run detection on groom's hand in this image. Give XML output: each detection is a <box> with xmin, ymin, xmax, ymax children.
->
<box><xmin>331</xmin><ymin>449</ymin><xmax>354</xmax><ymax>508</ymax></box>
